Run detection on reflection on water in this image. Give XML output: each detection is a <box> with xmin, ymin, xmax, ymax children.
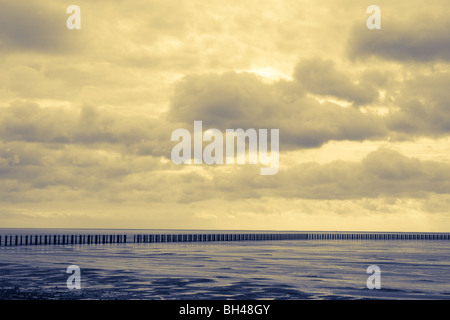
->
<box><xmin>0</xmin><ymin>240</ymin><xmax>449</xmax><ymax>299</ymax></box>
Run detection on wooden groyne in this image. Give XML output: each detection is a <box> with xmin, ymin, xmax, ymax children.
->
<box><xmin>133</xmin><ymin>233</ymin><xmax>309</xmax><ymax>243</ymax></box>
<box><xmin>0</xmin><ymin>234</ymin><xmax>127</xmax><ymax>246</ymax></box>
<box><xmin>306</xmin><ymin>233</ymin><xmax>450</xmax><ymax>240</ymax></box>
<box><xmin>132</xmin><ymin>233</ymin><xmax>450</xmax><ymax>242</ymax></box>
<box><xmin>0</xmin><ymin>232</ymin><xmax>449</xmax><ymax>246</ymax></box>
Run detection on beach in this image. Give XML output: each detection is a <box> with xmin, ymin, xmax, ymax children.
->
<box><xmin>1</xmin><ymin>233</ymin><xmax>449</xmax><ymax>300</ymax></box>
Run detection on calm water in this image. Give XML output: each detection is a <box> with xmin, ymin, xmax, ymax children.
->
<box><xmin>0</xmin><ymin>228</ymin><xmax>449</xmax><ymax>300</ymax></box>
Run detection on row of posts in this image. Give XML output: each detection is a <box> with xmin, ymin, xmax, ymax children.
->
<box><xmin>308</xmin><ymin>233</ymin><xmax>450</xmax><ymax>240</ymax></box>
<box><xmin>1</xmin><ymin>233</ymin><xmax>449</xmax><ymax>246</ymax></box>
<box><xmin>133</xmin><ymin>233</ymin><xmax>309</xmax><ymax>243</ymax></box>
<box><xmin>0</xmin><ymin>234</ymin><xmax>127</xmax><ymax>246</ymax></box>
<box><xmin>133</xmin><ymin>233</ymin><xmax>450</xmax><ymax>243</ymax></box>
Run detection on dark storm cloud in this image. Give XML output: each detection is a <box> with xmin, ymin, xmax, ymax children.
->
<box><xmin>0</xmin><ymin>0</ymin><xmax>79</xmax><ymax>53</ymax></box>
<box><xmin>347</xmin><ymin>14</ymin><xmax>450</xmax><ymax>62</ymax></box>
<box><xmin>168</xmin><ymin>71</ymin><xmax>387</xmax><ymax>148</ymax></box>
<box><xmin>293</xmin><ymin>58</ymin><xmax>379</xmax><ymax>105</ymax></box>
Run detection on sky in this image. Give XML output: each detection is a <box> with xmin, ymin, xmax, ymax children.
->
<box><xmin>1</xmin><ymin>0</ymin><xmax>450</xmax><ymax>231</ymax></box>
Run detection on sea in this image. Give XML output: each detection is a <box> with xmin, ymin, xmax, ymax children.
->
<box><xmin>0</xmin><ymin>228</ymin><xmax>449</xmax><ymax>300</ymax></box>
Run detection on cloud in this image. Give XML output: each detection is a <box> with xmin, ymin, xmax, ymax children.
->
<box><xmin>387</xmin><ymin>70</ymin><xmax>450</xmax><ymax>135</ymax></box>
<box><xmin>1</xmin><ymin>0</ymin><xmax>450</xmax><ymax>230</ymax></box>
<box><xmin>347</xmin><ymin>13</ymin><xmax>450</xmax><ymax>62</ymax></box>
<box><xmin>168</xmin><ymin>71</ymin><xmax>387</xmax><ymax>148</ymax></box>
<box><xmin>203</xmin><ymin>148</ymin><xmax>450</xmax><ymax>201</ymax></box>
<box><xmin>362</xmin><ymin>148</ymin><xmax>424</xmax><ymax>180</ymax></box>
<box><xmin>0</xmin><ymin>139</ymin><xmax>179</xmax><ymax>204</ymax></box>
<box><xmin>293</xmin><ymin>58</ymin><xmax>379</xmax><ymax>105</ymax></box>
<box><xmin>2</xmin><ymin>143</ymin><xmax>449</xmax><ymax>206</ymax></box>
<box><xmin>0</xmin><ymin>0</ymin><xmax>81</xmax><ymax>54</ymax></box>
<box><xmin>0</xmin><ymin>101</ymin><xmax>175</xmax><ymax>156</ymax></box>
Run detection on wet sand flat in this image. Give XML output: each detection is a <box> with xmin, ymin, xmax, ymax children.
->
<box><xmin>1</xmin><ymin>240</ymin><xmax>449</xmax><ymax>300</ymax></box>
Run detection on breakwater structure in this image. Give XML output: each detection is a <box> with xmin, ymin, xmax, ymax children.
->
<box><xmin>0</xmin><ymin>232</ymin><xmax>449</xmax><ymax>246</ymax></box>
